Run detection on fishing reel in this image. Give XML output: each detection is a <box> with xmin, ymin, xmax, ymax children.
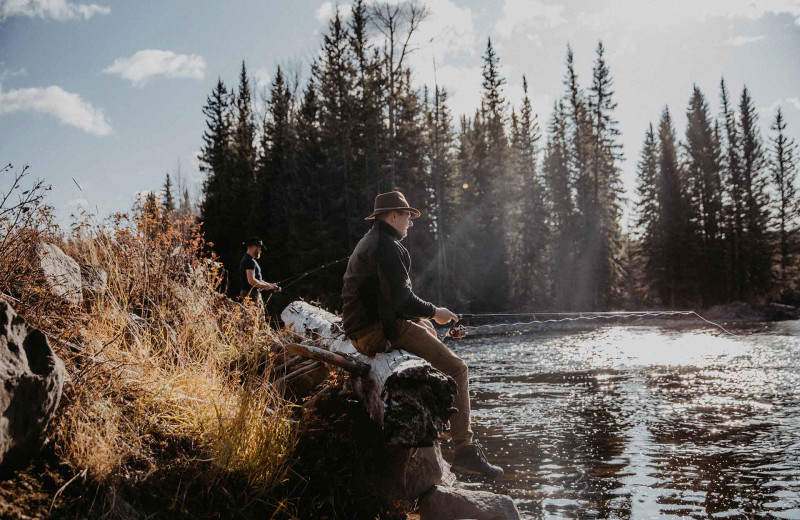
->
<box><xmin>447</xmin><ymin>322</ymin><xmax>468</xmax><ymax>339</ymax></box>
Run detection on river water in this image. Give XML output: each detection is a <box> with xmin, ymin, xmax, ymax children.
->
<box><xmin>447</xmin><ymin>321</ymin><xmax>800</xmax><ymax>519</ymax></box>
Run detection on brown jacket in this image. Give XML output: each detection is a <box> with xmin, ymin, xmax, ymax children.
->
<box><xmin>341</xmin><ymin>220</ymin><xmax>435</xmax><ymax>340</ymax></box>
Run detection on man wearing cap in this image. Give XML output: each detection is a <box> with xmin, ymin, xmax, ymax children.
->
<box><xmin>239</xmin><ymin>237</ymin><xmax>279</xmax><ymax>302</ymax></box>
<box><xmin>341</xmin><ymin>191</ymin><xmax>503</xmax><ymax>478</ymax></box>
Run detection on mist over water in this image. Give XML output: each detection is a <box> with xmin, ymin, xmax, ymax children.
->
<box><xmin>447</xmin><ymin>321</ymin><xmax>800</xmax><ymax>519</ymax></box>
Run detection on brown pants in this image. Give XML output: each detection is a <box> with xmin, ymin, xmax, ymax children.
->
<box><xmin>350</xmin><ymin>320</ymin><xmax>474</xmax><ymax>449</ymax></box>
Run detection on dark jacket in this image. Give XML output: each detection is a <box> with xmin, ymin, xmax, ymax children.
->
<box><xmin>342</xmin><ymin>220</ymin><xmax>436</xmax><ymax>340</ymax></box>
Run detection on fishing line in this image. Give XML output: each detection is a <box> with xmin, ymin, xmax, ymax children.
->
<box><xmin>456</xmin><ymin>310</ymin><xmax>736</xmax><ymax>336</ymax></box>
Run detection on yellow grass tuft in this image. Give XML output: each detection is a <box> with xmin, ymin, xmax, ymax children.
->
<box><xmin>1</xmin><ymin>187</ymin><xmax>296</xmax><ymax>510</ymax></box>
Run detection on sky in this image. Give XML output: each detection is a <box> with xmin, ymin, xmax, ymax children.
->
<box><xmin>1</xmin><ymin>0</ymin><xmax>799</xmax><ymax>229</ymax></box>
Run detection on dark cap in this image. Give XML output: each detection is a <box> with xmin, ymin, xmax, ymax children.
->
<box><xmin>365</xmin><ymin>191</ymin><xmax>421</xmax><ymax>220</ymax></box>
<box><xmin>243</xmin><ymin>237</ymin><xmax>264</xmax><ymax>248</ymax></box>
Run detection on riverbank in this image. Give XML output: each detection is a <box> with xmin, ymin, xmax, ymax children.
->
<box><xmin>1</xmin><ymin>203</ymin><xmax>297</xmax><ymax>519</ymax></box>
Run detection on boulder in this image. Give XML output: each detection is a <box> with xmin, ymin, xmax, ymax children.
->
<box><xmin>419</xmin><ymin>485</ymin><xmax>521</xmax><ymax>520</ymax></box>
<box><xmin>381</xmin><ymin>442</ymin><xmax>456</xmax><ymax>500</ymax></box>
<box><xmin>34</xmin><ymin>243</ymin><xmax>82</xmax><ymax>305</ymax></box>
<box><xmin>0</xmin><ymin>299</ymin><xmax>65</xmax><ymax>468</ymax></box>
<box><xmin>80</xmin><ymin>265</ymin><xmax>108</xmax><ymax>297</ymax></box>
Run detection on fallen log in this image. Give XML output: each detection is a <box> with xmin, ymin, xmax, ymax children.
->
<box><xmin>281</xmin><ymin>300</ymin><xmax>456</xmax><ymax>447</ymax></box>
<box><xmin>285</xmin><ymin>343</ymin><xmax>370</xmax><ymax>376</ymax></box>
<box><xmin>282</xmin><ymin>301</ymin><xmax>520</xmax><ymax>519</ymax></box>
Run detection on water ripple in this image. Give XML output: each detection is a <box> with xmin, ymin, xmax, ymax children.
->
<box><xmin>446</xmin><ymin>321</ymin><xmax>800</xmax><ymax>519</ymax></box>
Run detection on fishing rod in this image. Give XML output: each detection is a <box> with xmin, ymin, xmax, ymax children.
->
<box><xmin>445</xmin><ymin>309</ymin><xmax>735</xmax><ymax>339</ymax></box>
<box><xmin>275</xmin><ymin>256</ymin><xmax>350</xmax><ymax>292</ymax></box>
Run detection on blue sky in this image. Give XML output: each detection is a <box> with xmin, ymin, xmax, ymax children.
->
<box><xmin>1</xmin><ymin>0</ymin><xmax>799</xmax><ymax>228</ymax></box>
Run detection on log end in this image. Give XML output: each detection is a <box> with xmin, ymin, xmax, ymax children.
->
<box><xmin>383</xmin><ymin>366</ymin><xmax>457</xmax><ymax>447</ymax></box>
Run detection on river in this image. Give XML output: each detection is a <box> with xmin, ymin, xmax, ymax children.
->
<box><xmin>446</xmin><ymin>320</ymin><xmax>800</xmax><ymax>519</ymax></box>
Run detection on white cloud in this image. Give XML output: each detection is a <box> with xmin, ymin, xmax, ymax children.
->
<box><xmin>418</xmin><ymin>64</ymin><xmax>484</xmax><ymax>120</ymax></box>
<box><xmin>760</xmin><ymin>98</ymin><xmax>800</xmax><ymax>116</ymax></box>
<box><xmin>315</xmin><ymin>1</ymin><xmax>350</xmax><ymax>23</ymax></box>
<box><xmin>411</xmin><ymin>0</ymin><xmax>476</xmax><ymax>57</ymax></box>
<box><xmin>399</xmin><ymin>0</ymin><xmax>478</xmax><ymax>98</ymax></box>
<box><xmin>494</xmin><ymin>0</ymin><xmax>566</xmax><ymax>35</ymax></box>
<box><xmin>0</xmin><ymin>66</ymin><xmax>27</xmax><ymax>85</ymax></box>
<box><xmin>758</xmin><ymin>99</ymin><xmax>782</xmax><ymax>115</ymax></box>
<box><xmin>0</xmin><ymin>0</ymin><xmax>110</xmax><ymax>21</ymax></box>
<box><xmin>253</xmin><ymin>68</ymin><xmax>271</xmax><ymax>93</ymax></box>
<box><xmin>517</xmin><ymin>0</ymin><xmax>800</xmax><ymax>33</ymax></box>
<box><xmin>103</xmin><ymin>50</ymin><xmax>206</xmax><ymax>87</ymax></box>
<box><xmin>719</xmin><ymin>34</ymin><xmax>766</xmax><ymax>46</ymax></box>
<box><xmin>0</xmin><ymin>85</ymin><xmax>112</xmax><ymax>136</ymax></box>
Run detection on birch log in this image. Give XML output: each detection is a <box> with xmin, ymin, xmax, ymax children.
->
<box><xmin>281</xmin><ymin>301</ymin><xmax>456</xmax><ymax>447</ymax></box>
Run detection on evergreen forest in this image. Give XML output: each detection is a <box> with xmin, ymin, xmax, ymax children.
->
<box><xmin>186</xmin><ymin>1</ymin><xmax>800</xmax><ymax>313</ymax></box>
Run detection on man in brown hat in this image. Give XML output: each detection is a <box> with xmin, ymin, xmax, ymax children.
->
<box><xmin>341</xmin><ymin>191</ymin><xmax>503</xmax><ymax>478</ymax></box>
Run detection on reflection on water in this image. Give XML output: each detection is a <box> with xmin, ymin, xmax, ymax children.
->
<box><xmin>447</xmin><ymin>321</ymin><xmax>800</xmax><ymax>519</ymax></box>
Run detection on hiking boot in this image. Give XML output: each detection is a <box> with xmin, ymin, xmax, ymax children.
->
<box><xmin>451</xmin><ymin>444</ymin><xmax>504</xmax><ymax>478</ymax></box>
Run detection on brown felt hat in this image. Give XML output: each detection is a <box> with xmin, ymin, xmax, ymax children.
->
<box><xmin>365</xmin><ymin>191</ymin><xmax>421</xmax><ymax>220</ymax></box>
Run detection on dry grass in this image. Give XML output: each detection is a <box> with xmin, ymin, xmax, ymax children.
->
<box><xmin>1</xmin><ymin>173</ymin><xmax>296</xmax><ymax>515</ymax></box>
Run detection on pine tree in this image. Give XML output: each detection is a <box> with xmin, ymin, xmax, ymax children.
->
<box><xmin>738</xmin><ymin>86</ymin><xmax>772</xmax><ymax>300</ymax></box>
<box><xmin>684</xmin><ymin>85</ymin><xmax>725</xmax><ymax>304</ymax></box>
<box><xmin>455</xmin><ymin>109</ymin><xmax>489</xmax><ymax>310</ymax></box>
<box><xmin>635</xmin><ymin>123</ymin><xmax>660</xmax><ymax>301</ymax></box>
<box><xmin>316</xmin><ymin>9</ymin><xmax>358</xmax><ymax>257</ymax></box>
<box><xmin>657</xmin><ymin>107</ymin><xmax>694</xmax><ymax>306</ymax></box>
<box><xmin>768</xmin><ymin>107</ymin><xmax>799</xmax><ymax>296</ymax></box>
<box><xmin>256</xmin><ymin>66</ymin><xmax>297</xmax><ymax>283</ymax></box>
<box><xmin>292</xmin><ymin>71</ymin><xmax>338</xmax><ymax>302</ymax></box>
<box><xmin>473</xmin><ymin>38</ymin><xmax>511</xmax><ymax>310</ymax></box>
<box><xmin>509</xmin><ymin>75</ymin><xmax>547</xmax><ymax>309</ymax></box>
<box><xmin>349</xmin><ymin>0</ymin><xmax>386</xmax><ymax>199</ymax></box>
<box><xmin>563</xmin><ymin>44</ymin><xmax>591</xmax><ymax>228</ymax></box>
<box><xmin>162</xmin><ymin>172</ymin><xmax>175</xmax><ymax>214</ymax></box>
<box><xmin>425</xmin><ymin>86</ymin><xmax>458</xmax><ymax>304</ymax></box>
<box><xmin>720</xmin><ymin>78</ymin><xmax>745</xmax><ymax>299</ymax></box>
<box><xmin>394</xmin><ymin>70</ymin><xmax>432</xmax><ymax>280</ymax></box>
<box><xmin>585</xmin><ymin>40</ymin><xmax>624</xmax><ymax>308</ymax></box>
<box><xmin>199</xmin><ymin>77</ymin><xmax>236</xmax><ymax>285</ymax></box>
<box><xmin>543</xmin><ymin>100</ymin><xmax>575</xmax><ymax>309</ymax></box>
<box><xmin>142</xmin><ymin>191</ymin><xmax>160</xmax><ymax>237</ymax></box>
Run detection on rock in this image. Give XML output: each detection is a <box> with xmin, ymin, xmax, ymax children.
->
<box><xmin>34</xmin><ymin>243</ymin><xmax>82</xmax><ymax>305</ymax></box>
<box><xmin>705</xmin><ymin>301</ymin><xmax>761</xmax><ymax>320</ymax></box>
<box><xmin>381</xmin><ymin>442</ymin><xmax>456</xmax><ymax>500</ymax></box>
<box><xmin>80</xmin><ymin>265</ymin><xmax>108</xmax><ymax>297</ymax></box>
<box><xmin>705</xmin><ymin>301</ymin><xmax>800</xmax><ymax>322</ymax></box>
<box><xmin>419</xmin><ymin>485</ymin><xmax>521</xmax><ymax>520</ymax></box>
<box><xmin>767</xmin><ymin>303</ymin><xmax>800</xmax><ymax>320</ymax></box>
<box><xmin>0</xmin><ymin>300</ymin><xmax>65</xmax><ymax>469</ymax></box>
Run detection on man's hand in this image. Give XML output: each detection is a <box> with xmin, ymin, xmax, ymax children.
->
<box><xmin>433</xmin><ymin>307</ymin><xmax>458</xmax><ymax>325</ymax></box>
<box><xmin>261</xmin><ymin>282</ymin><xmax>279</xmax><ymax>291</ymax></box>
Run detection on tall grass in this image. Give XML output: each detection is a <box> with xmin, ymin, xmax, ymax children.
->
<box><xmin>1</xmin><ymin>170</ymin><xmax>295</xmax><ymax>513</ymax></box>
